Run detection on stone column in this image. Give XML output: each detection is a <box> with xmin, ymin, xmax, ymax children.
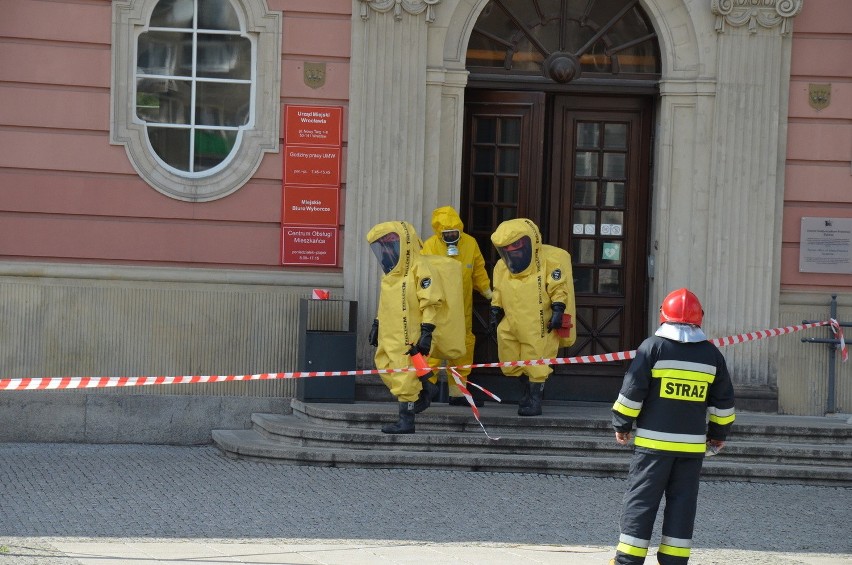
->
<box><xmin>345</xmin><ymin>1</ymin><xmax>439</xmax><ymax>367</ymax></box>
<box><xmin>705</xmin><ymin>0</ymin><xmax>803</xmax><ymax>387</ymax></box>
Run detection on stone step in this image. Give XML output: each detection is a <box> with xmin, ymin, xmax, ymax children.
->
<box><xmin>290</xmin><ymin>399</ymin><xmax>852</xmax><ymax>446</ymax></box>
<box><xmin>211</xmin><ymin>400</ymin><xmax>852</xmax><ymax>486</ymax></box>
<box><xmin>249</xmin><ymin>412</ymin><xmax>852</xmax><ymax>469</ymax></box>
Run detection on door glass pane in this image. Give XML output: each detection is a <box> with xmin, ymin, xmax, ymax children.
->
<box><xmin>498</xmin><ymin>177</ymin><xmax>518</xmax><ymax>203</ymax></box>
<box><xmin>473</xmin><ymin>176</ymin><xmax>493</xmax><ymax>202</ymax></box>
<box><xmin>604</xmin><ymin>123</ymin><xmax>627</xmax><ymax>148</ymax></box>
<box><xmin>576</xmin><ymin>123</ymin><xmax>599</xmax><ymax>148</ymax></box>
<box><xmin>476</xmin><ymin>118</ymin><xmax>496</xmax><ymax>142</ymax></box>
<box><xmin>499</xmin><ymin>148</ymin><xmax>520</xmax><ymax>173</ymax></box>
<box><xmin>500</xmin><ymin>118</ymin><xmax>521</xmax><ymax>144</ymax></box>
<box><xmin>573</xmin><ymin>210</ymin><xmax>596</xmax><ymax>236</ymax></box>
<box><xmin>474</xmin><ymin>147</ymin><xmax>495</xmax><ymax>172</ymax></box>
<box><xmin>574</xmin><ymin>267</ymin><xmax>594</xmax><ymax>293</ymax></box>
<box><xmin>600</xmin><ymin>240</ymin><xmax>622</xmax><ymax>264</ymax></box>
<box><xmin>472</xmin><ymin>206</ymin><xmax>490</xmax><ymax>231</ymax></box>
<box><xmin>499</xmin><ymin>207</ymin><xmax>516</xmax><ymax>222</ymax></box>
<box><xmin>572</xmin><ymin>239</ymin><xmax>595</xmax><ymax>264</ymax></box>
<box><xmin>574</xmin><ymin>181</ymin><xmax>597</xmax><ymax>206</ymax></box>
<box><xmin>603</xmin><ymin>181</ymin><xmax>625</xmax><ymax>207</ymax></box>
<box><xmin>603</xmin><ymin>153</ymin><xmax>625</xmax><ymax>178</ymax></box>
<box><xmin>575</xmin><ymin>152</ymin><xmax>598</xmax><ymax>176</ymax></box>
<box><xmin>598</xmin><ymin>269</ymin><xmax>621</xmax><ymax>294</ymax></box>
<box><xmin>601</xmin><ymin>210</ymin><xmax>624</xmax><ymax>229</ymax></box>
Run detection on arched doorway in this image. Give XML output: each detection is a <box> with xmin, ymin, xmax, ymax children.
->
<box><xmin>461</xmin><ymin>0</ymin><xmax>661</xmax><ymax>402</ymax></box>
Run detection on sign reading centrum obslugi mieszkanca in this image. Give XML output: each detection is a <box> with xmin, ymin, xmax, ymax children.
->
<box><xmin>281</xmin><ymin>105</ymin><xmax>343</xmax><ymax>267</ymax></box>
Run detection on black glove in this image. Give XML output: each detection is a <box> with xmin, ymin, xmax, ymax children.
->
<box><xmin>368</xmin><ymin>318</ymin><xmax>379</xmax><ymax>347</ymax></box>
<box><xmin>407</xmin><ymin>323</ymin><xmax>435</xmax><ymax>356</ymax></box>
<box><xmin>489</xmin><ymin>306</ymin><xmax>504</xmax><ymax>338</ymax></box>
<box><xmin>547</xmin><ymin>302</ymin><xmax>566</xmax><ymax>332</ymax></box>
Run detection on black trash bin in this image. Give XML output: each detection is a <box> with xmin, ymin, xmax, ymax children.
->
<box><xmin>296</xmin><ymin>298</ymin><xmax>357</xmax><ymax>403</ymax></box>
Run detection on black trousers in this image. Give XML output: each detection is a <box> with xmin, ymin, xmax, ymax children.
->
<box><xmin>615</xmin><ymin>450</ymin><xmax>704</xmax><ymax>565</ymax></box>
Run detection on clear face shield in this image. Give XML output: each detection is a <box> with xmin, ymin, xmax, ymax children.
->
<box><xmin>441</xmin><ymin>229</ymin><xmax>460</xmax><ymax>256</ymax></box>
<box><xmin>370</xmin><ymin>232</ymin><xmax>401</xmax><ymax>274</ymax></box>
<box><xmin>497</xmin><ymin>236</ymin><xmax>532</xmax><ymax>274</ymax></box>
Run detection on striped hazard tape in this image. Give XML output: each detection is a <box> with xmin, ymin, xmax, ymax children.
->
<box><xmin>0</xmin><ymin>320</ymin><xmax>840</xmax><ymax>392</ymax></box>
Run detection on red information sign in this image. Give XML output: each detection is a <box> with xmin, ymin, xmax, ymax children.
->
<box><xmin>282</xmin><ymin>186</ymin><xmax>338</xmax><ymax>227</ymax></box>
<box><xmin>281</xmin><ymin>226</ymin><xmax>338</xmax><ymax>267</ymax></box>
<box><xmin>283</xmin><ymin>146</ymin><xmax>341</xmax><ymax>187</ymax></box>
<box><xmin>284</xmin><ymin>105</ymin><xmax>342</xmax><ymax>147</ymax></box>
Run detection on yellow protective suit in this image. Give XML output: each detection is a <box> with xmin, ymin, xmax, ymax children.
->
<box><xmin>367</xmin><ymin>220</ymin><xmax>462</xmax><ymax>402</ymax></box>
<box><xmin>490</xmin><ymin>218</ymin><xmax>576</xmax><ymax>384</ymax></box>
<box><xmin>421</xmin><ymin>207</ymin><xmax>492</xmax><ymax>395</ymax></box>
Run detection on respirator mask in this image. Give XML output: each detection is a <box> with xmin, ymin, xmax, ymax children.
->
<box><xmin>442</xmin><ymin>230</ymin><xmax>460</xmax><ymax>257</ymax></box>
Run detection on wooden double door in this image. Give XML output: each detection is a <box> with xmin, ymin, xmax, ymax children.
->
<box><xmin>462</xmin><ymin>90</ymin><xmax>654</xmax><ymax>402</ymax></box>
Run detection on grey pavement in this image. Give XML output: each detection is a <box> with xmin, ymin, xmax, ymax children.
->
<box><xmin>0</xmin><ymin>443</ymin><xmax>850</xmax><ymax>565</ymax></box>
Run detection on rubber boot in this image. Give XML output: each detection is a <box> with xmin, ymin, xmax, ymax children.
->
<box><xmin>517</xmin><ymin>375</ymin><xmax>532</xmax><ymax>413</ymax></box>
<box><xmin>381</xmin><ymin>402</ymin><xmax>416</xmax><ymax>434</ymax></box>
<box><xmin>411</xmin><ymin>375</ymin><xmax>436</xmax><ymax>414</ymax></box>
<box><xmin>518</xmin><ymin>382</ymin><xmax>543</xmax><ymax>416</ymax></box>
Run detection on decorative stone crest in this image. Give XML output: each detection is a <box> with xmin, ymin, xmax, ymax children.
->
<box><xmin>711</xmin><ymin>0</ymin><xmax>803</xmax><ymax>35</ymax></box>
<box><xmin>808</xmin><ymin>84</ymin><xmax>831</xmax><ymax>111</ymax></box>
<box><xmin>359</xmin><ymin>0</ymin><xmax>441</xmax><ymax>23</ymax></box>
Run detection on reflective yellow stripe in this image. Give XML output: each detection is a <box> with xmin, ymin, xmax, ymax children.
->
<box><xmin>616</xmin><ymin>542</ymin><xmax>648</xmax><ymax>557</ymax></box>
<box><xmin>613</xmin><ymin>401</ymin><xmax>640</xmax><ymax>418</ymax></box>
<box><xmin>709</xmin><ymin>413</ymin><xmax>736</xmax><ymax>425</ymax></box>
<box><xmin>652</xmin><ymin>367</ymin><xmax>715</xmax><ymax>383</ymax></box>
<box><xmin>635</xmin><ymin>436</ymin><xmax>706</xmax><ymax>453</ymax></box>
<box><xmin>659</xmin><ymin>544</ymin><xmax>691</xmax><ymax>557</ymax></box>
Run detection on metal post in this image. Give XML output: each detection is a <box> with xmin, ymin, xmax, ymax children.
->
<box><xmin>801</xmin><ymin>294</ymin><xmax>851</xmax><ymax>415</ymax></box>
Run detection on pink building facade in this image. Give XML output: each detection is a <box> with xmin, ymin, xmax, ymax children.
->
<box><xmin>0</xmin><ymin>0</ymin><xmax>849</xmax><ymax>440</ymax></box>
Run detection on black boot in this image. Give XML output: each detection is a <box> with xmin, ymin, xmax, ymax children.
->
<box><xmin>382</xmin><ymin>402</ymin><xmax>416</xmax><ymax>434</ymax></box>
<box><xmin>411</xmin><ymin>375</ymin><xmax>436</xmax><ymax>414</ymax></box>
<box><xmin>518</xmin><ymin>382</ymin><xmax>543</xmax><ymax>416</ymax></box>
<box><xmin>517</xmin><ymin>375</ymin><xmax>531</xmax><ymax>412</ymax></box>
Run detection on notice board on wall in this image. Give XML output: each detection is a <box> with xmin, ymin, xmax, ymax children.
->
<box><xmin>799</xmin><ymin>217</ymin><xmax>852</xmax><ymax>274</ymax></box>
<box><xmin>281</xmin><ymin>105</ymin><xmax>343</xmax><ymax>267</ymax></box>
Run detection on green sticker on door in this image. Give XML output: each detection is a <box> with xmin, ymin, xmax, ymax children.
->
<box><xmin>602</xmin><ymin>242</ymin><xmax>621</xmax><ymax>261</ymax></box>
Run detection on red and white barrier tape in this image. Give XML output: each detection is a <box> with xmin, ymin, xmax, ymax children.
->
<box><xmin>0</xmin><ymin>320</ymin><xmax>838</xmax><ymax>392</ymax></box>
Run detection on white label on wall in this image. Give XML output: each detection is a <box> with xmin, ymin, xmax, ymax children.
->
<box><xmin>799</xmin><ymin>217</ymin><xmax>852</xmax><ymax>274</ymax></box>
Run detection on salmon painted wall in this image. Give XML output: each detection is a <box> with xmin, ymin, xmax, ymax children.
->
<box><xmin>782</xmin><ymin>0</ymin><xmax>852</xmax><ymax>291</ymax></box>
<box><xmin>0</xmin><ymin>0</ymin><xmax>350</xmax><ymax>269</ymax></box>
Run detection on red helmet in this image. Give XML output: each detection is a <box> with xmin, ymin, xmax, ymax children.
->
<box><xmin>659</xmin><ymin>288</ymin><xmax>703</xmax><ymax>326</ymax></box>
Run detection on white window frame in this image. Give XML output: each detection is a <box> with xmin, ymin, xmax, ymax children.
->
<box><xmin>111</xmin><ymin>0</ymin><xmax>281</xmax><ymax>202</ymax></box>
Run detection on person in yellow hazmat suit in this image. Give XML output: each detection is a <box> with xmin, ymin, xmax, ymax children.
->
<box><xmin>489</xmin><ymin>218</ymin><xmax>576</xmax><ymax>416</ymax></box>
<box><xmin>421</xmin><ymin>206</ymin><xmax>493</xmax><ymax>407</ymax></box>
<box><xmin>366</xmin><ymin>220</ymin><xmax>464</xmax><ymax>434</ymax></box>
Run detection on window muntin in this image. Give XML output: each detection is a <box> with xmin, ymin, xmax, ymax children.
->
<box><xmin>135</xmin><ymin>0</ymin><xmax>253</xmax><ymax>175</ymax></box>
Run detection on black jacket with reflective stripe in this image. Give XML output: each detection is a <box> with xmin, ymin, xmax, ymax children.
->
<box><xmin>612</xmin><ymin>335</ymin><xmax>736</xmax><ymax>457</ymax></box>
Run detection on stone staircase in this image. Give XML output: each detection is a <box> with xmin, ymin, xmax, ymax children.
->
<box><xmin>212</xmin><ymin>399</ymin><xmax>852</xmax><ymax>486</ymax></box>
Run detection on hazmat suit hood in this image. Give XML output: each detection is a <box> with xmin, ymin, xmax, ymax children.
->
<box><xmin>491</xmin><ymin>218</ymin><xmax>542</xmax><ymax>276</ymax></box>
<box><xmin>366</xmin><ymin>220</ymin><xmax>422</xmax><ymax>276</ymax></box>
<box><xmin>431</xmin><ymin>206</ymin><xmax>464</xmax><ymax>236</ymax></box>
<box><xmin>430</xmin><ymin>206</ymin><xmax>464</xmax><ymax>253</ymax></box>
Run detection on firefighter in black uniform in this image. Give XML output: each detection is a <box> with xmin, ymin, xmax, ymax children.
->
<box><xmin>609</xmin><ymin>288</ymin><xmax>735</xmax><ymax>565</ymax></box>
